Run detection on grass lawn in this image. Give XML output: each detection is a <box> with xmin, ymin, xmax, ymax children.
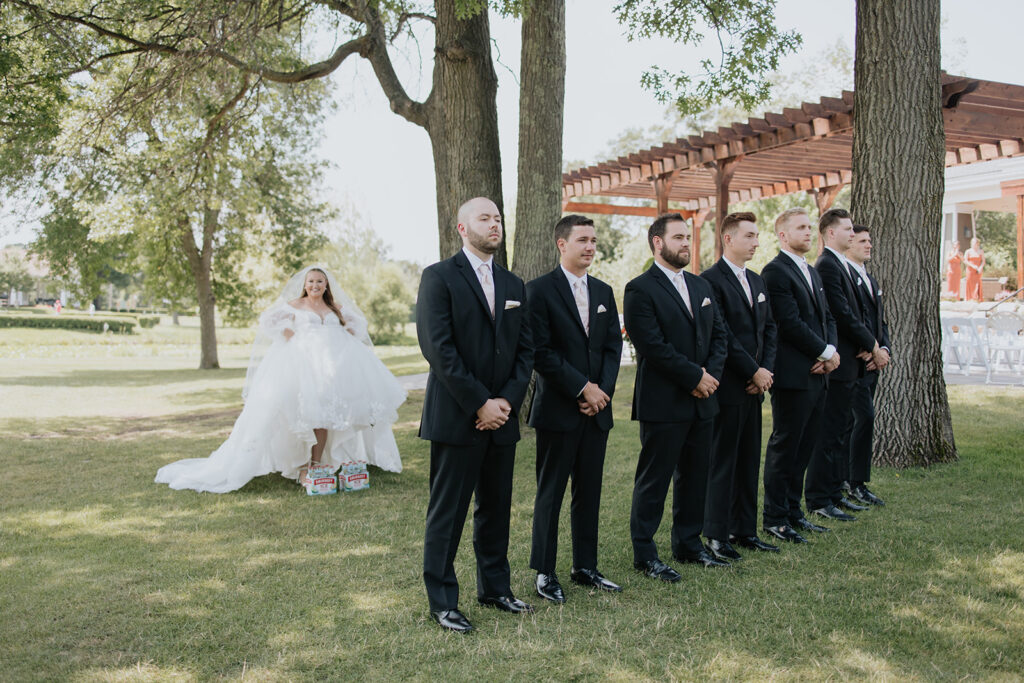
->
<box><xmin>1</xmin><ymin>325</ymin><xmax>1023</xmax><ymax>681</ymax></box>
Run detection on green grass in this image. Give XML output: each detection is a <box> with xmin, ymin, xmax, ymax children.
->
<box><xmin>1</xmin><ymin>333</ymin><xmax>1022</xmax><ymax>681</ymax></box>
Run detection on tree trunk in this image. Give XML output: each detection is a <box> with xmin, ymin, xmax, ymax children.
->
<box><xmin>423</xmin><ymin>1</ymin><xmax>507</xmax><ymax>265</ymax></box>
<box><xmin>511</xmin><ymin>0</ymin><xmax>565</xmax><ymax>282</ymax></box>
<box><xmin>180</xmin><ymin>212</ymin><xmax>220</xmax><ymax>370</ymax></box>
<box><xmin>851</xmin><ymin>0</ymin><xmax>955</xmax><ymax>467</ymax></box>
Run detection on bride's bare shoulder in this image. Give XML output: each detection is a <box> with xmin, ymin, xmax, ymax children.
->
<box><xmin>287</xmin><ymin>298</ymin><xmax>305</xmax><ymax>308</ymax></box>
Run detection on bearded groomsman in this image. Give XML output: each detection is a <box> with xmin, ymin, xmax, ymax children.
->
<box><xmin>417</xmin><ymin>197</ymin><xmax>534</xmax><ymax>633</ymax></box>
<box><xmin>527</xmin><ymin>215</ymin><xmax>623</xmax><ymax>603</ymax></box>
<box><xmin>844</xmin><ymin>224</ymin><xmax>890</xmax><ymax>506</ymax></box>
<box><xmin>700</xmin><ymin>212</ymin><xmax>779</xmax><ymax>561</ymax></box>
<box><xmin>624</xmin><ymin>213</ymin><xmax>729</xmax><ymax>579</ymax></box>
<box><xmin>807</xmin><ymin>208</ymin><xmax>885</xmax><ymax>522</ymax></box>
<box><xmin>760</xmin><ymin>208</ymin><xmax>838</xmax><ymax>544</ymax></box>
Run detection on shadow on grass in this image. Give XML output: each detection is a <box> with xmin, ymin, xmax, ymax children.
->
<box><xmin>0</xmin><ymin>366</ymin><xmax>247</xmax><ymax>388</ymax></box>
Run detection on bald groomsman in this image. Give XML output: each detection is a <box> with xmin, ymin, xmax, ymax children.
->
<box><xmin>760</xmin><ymin>207</ymin><xmax>838</xmax><ymax>544</ymax></box>
<box><xmin>527</xmin><ymin>215</ymin><xmax>623</xmax><ymax>603</ymax></box>
<box><xmin>844</xmin><ymin>224</ymin><xmax>889</xmax><ymax>506</ymax></box>
<box><xmin>700</xmin><ymin>212</ymin><xmax>779</xmax><ymax>561</ymax></box>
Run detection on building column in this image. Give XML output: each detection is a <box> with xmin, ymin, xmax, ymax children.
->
<box><xmin>691</xmin><ymin>207</ymin><xmax>711</xmax><ymax>274</ymax></box>
<box><xmin>707</xmin><ymin>158</ymin><xmax>739</xmax><ymax>260</ymax></box>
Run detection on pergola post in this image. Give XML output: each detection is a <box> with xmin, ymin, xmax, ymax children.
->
<box><xmin>691</xmin><ymin>207</ymin><xmax>711</xmax><ymax>273</ymax></box>
<box><xmin>652</xmin><ymin>170</ymin><xmax>678</xmax><ymax>216</ymax></box>
<box><xmin>708</xmin><ymin>158</ymin><xmax>740</xmax><ymax>260</ymax></box>
<box><xmin>1018</xmin><ymin>194</ymin><xmax>1024</xmax><ymax>299</ymax></box>
<box><xmin>811</xmin><ymin>184</ymin><xmax>845</xmax><ymax>256</ymax></box>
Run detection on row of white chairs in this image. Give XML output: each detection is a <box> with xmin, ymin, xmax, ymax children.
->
<box><xmin>940</xmin><ymin>310</ymin><xmax>1024</xmax><ymax>384</ymax></box>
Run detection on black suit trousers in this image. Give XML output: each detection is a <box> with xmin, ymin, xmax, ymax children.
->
<box><xmin>423</xmin><ymin>437</ymin><xmax>516</xmax><ymax>612</ymax></box>
<box><xmin>704</xmin><ymin>394</ymin><xmax>762</xmax><ymax>540</ymax></box>
<box><xmin>806</xmin><ymin>379</ymin><xmax>855</xmax><ymax>509</ymax></box>
<box><xmin>763</xmin><ymin>381</ymin><xmax>826</xmax><ymax>526</ymax></box>
<box><xmin>848</xmin><ymin>372</ymin><xmax>878</xmax><ymax>484</ymax></box>
<box><xmin>530</xmin><ymin>417</ymin><xmax>609</xmax><ymax>573</ymax></box>
<box><xmin>630</xmin><ymin>420</ymin><xmax>712</xmax><ymax>562</ymax></box>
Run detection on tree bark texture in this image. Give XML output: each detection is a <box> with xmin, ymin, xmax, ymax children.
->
<box><xmin>181</xmin><ymin>211</ymin><xmax>220</xmax><ymax>370</ymax></box>
<box><xmin>511</xmin><ymin>0</ymin><xmax>565</xmax><ymax>282</ymax></box>
<box><xmin>851</xmin><ymin>0</ymin><xmax>955</xmax><ymax>467</ymax></box>
<box><xmin>423</xmin><ymin>2</ymin><xmax>507</xmax><ymax>264</ymax></box>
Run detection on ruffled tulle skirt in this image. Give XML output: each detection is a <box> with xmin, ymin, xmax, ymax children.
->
<box><xmin>155</xmin><ymin>327</ymin><xmax>407</xmax><ymax>493</ymax></box>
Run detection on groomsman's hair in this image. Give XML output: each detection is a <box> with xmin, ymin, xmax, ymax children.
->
<box><xmin>774</xmin><ymin>207</ymin><xmax>808</xmax><ymax>231</ymax></box>
<box><xmin>819</xmin><ymin>207</ymin><xmax>852</xmax><ymax>234</ymax></box>
<box><xmin>853</xmin><ymin>224</ymin><xmax>871</xmax><ymax>234</ymax></box>
<box><xmin>648</xmin><ymin>212</ymin><xmax>686</xmax><ymax>253</ymax></box>
<box><xmin>721</xmin><ymin>211</ymin><xmax>757</xmax><ymax>236</ymax></box>
<box><xmin>554</xmin><ymin>214</ymin><xmax>595</xmax><ymax>243</ymax></box>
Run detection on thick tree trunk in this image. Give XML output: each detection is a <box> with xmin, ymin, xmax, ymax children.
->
<box><xmin>511</xmin><ymin>0</ymin><xmax>565</xmax><ymax>282</ymax></box>
<box><xmin>180</xmin><ymin>212</ymin><xmax>220</xmax><ymax>370</ymax></box>
<box><xmin>424</xmin><ymin>2</ymin><xmax>507</xmax><ymax>265</ymax></box>
<box><xmin>851</xmin><ymin>0</ymin><xmax>955</xmax><ymax>467</ymax></box>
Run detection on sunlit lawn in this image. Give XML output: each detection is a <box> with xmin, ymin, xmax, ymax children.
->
<box><xmin>1</xmin><ymin>323</ymin><xmax>1023</xmax><ymax>680</ymax></box>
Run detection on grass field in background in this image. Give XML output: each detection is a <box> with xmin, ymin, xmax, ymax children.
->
<box><xmin>1</xmin><ymin>323</ymin><xmax>1022</xmax><ymax>681</ymax></box>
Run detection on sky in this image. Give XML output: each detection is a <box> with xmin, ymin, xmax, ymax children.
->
<box><xmin>3</xmin><ymin>0</ymin><xmax>1023</xmax><ymax>265</ymax></box>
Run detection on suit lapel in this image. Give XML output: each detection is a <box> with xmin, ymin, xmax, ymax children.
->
<box><xmin>554</xmin><ymin>268</ymin><xmax>588</xmax><ymax>338</ymax></box>
<box><xmin>493</xmin><ymin>264</ymin><xmax>507</xmax><ymax>328</ymax></box>
<box><xmin>719</xmin><ymin>259</ymin><xmax>755</xmax><ymax>321</ymax></box>
<box><xmin>454</xmin><ymin>251</ymin><xmax>494</xmax><ymax>322</ymax></box>
<box><xmin>684</xmin><ymin>271</ymin><xmax>703</xmax><ymax>336</ymax></box>
<box><xmin>586</xmin><ymin>277</ymin><xmax>600</xmax><ymax>346</ymax></box>
<box><xmin>652</xmin><ymin>266</ymin><xmax>693</xmax><ymax>322</ymax></box>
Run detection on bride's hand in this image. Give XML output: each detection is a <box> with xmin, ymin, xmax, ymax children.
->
<box><xmin>283</xmin><ymin>328</ymin><xmax>294</xmax><ymax>341</ymax></box>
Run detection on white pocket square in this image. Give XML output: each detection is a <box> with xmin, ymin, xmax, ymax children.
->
<box><xmin>701</xmin><ymin>297</ymin><xmax>712</xmax><ymax>307</ymax></box>
<box><xmin>596</xmin><ymin>304</ymin><xmax>607</xmax><ymax>313</ymax></box>
<box><xmin>757</xmin><ymin>292</ymin><xmax>766</xmax><ymax>303</ymax></box>
<box><xmin>877</xmin><ymin>289</ymin><xmax>883</xmax><ymax>296</ymax></box>
<box><xmin>504</xmin><ymin>300</ymin><xmax>520</xmax><ymax>309</ymax></box>
<box><xmin>856</xmin><ymin>277</ymin><xmax>863</xmax><ymax>285</ymax></box>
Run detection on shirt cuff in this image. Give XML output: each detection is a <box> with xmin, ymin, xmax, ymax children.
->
<box><xmin>576</xmin><ymin>382</ymin><xmax>588</xmax><ymax>399</ymax></box>
<box><xmin>818</xmin><ymin>344</ymin><xmax>836</xmax><ymax>362</ymax></box>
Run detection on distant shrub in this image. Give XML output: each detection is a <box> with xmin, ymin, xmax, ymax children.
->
<box><xmin>0</xmin><ymin>315</ymin><xmax>135</xmax><ymax>334</ymax></box>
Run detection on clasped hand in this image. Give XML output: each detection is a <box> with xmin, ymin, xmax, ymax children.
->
<box><xmin>811</xmin><ymin>353</ymin><xmax>840</xmax><ymax>375</ymax></box>
<box><xmin>745</xmin><ymin>367</ymin><xmax>773</xmax><ymax>394</ymax></box>
<box><xmin>690</xmin><ymin>368</ymin><xmax>719</xmax><ymax>399</ymax></box>
<box><xmin>475</xmin><ymin>397</ymin><xmax>512</xmax><ymax>430</ymax></box>
<box><xmin>858</xmin><ymin>345</ymin><xmax>890</xmax><ymax>371</ymax></box>
<box><xmin>578</xmin><ymin>382</ymin><xmax>610</xmax><ymax>416</ymax></box>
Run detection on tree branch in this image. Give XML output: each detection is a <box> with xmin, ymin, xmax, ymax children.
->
<box><xmin>392</xmin><ymin>11</ymin><xmax>436</xmax><ymax>41</ymax></box>
<box><xmin>355</xmin><ymin>0</ymin><xmax>428</xmax><ymax>128</ymax></box>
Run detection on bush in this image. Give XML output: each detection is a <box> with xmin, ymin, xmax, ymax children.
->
<box><xmin>0</xmin><ymin>315</ymin><xmax>135</xmax><ymax>333</ymax></box>
<box><xmin>137</xmin><ymin>316</ymin><xmax>160</xmax><ymax>328</ymax></box>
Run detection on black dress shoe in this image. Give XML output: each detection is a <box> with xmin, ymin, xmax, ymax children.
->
<box><xmin>852</xmin><ymin>484</ymin><xmax>886</xmax><ymax>506</ymax></box>
<box><xmin>478</xmin><ymin>595</ymin><xmax>535</xmax><ymax>614</ymax></box>
<box><xmin>791</xmin><ymin>516</ymin><xmax>831</xmax><ymax>533</ymax></box>
<box><xmin>634</xmin><ymin>558</ymin><xmax>682</xmax><ymax>582</ymax></box>
<box><xmin>763</xmin><ymin>524</ymin><xmax>808</xmax><ymax>543</ymax></box>
<box><xmin>841</xmin><ymin>480</ymin><xmax>852</xmax><ymax>493</ymax></box>
<box><xmin>838</xmin><ymin>496</ymin><xmax>869</xmax><ymax>512</ymax></box>
<box><xmin>707</xmin><ymin>539</ymin><xmax>742</xmax><ymax>561</ymax></box>
<box><xmin>570</xmin><ymin>567</ymin><xmax>622</xmax><ymax>592</ymax></box>
<box><xmin>674</xmin><ymin>549</ymin><xmax>730</xmax><ymax>568</ymax></box>
<box><xmin>730</xmin><ymin>534</ymin><xmax>780</xmax><ymax>552</ymax></box>
<box><xmin>431</xmin><ymin>609</ymin><xmax>473</xmax><ymax>633</ymax></box>
<box><xmin>535</xmin><ymin>572</ymin><xmax>566</xmax><ymax>603</ymax></box>
<box><xmin>812</xmin><ymin>504</ymin><xmax>856</xmax><ymax>522</ymax></box>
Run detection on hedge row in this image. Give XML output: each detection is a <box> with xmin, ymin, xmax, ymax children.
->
<box><xmin>0</xmin><ymin>315</ymin><xmax>135</xmax><ymax>333</ymax></box>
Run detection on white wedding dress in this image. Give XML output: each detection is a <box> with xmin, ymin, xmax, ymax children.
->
<box><xmin>155</xmin><ymin>299</ymin><xmax>407</xmax><ymax>493</ymax></box>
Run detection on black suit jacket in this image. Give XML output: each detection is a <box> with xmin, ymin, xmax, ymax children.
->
<box><xmin>854</xmin><ymin>269</ymin><xmax>890</xmax><ymax>353</ymax></box>
<box><xmin>623</xmin><ymin>265</ymin><xmax>728</xmax><ymax>422</ymax></box>
<box><xmin>815</xmin><ymin>249</ymin><xmax>877</xmax><ymax>382</ymax></box>
<box><xmin>527</xmin><ymin>268</ymin><xmax>622</xmax><ymax>432</ymax></box>
<box><xmin>761</xmin><ymin>252</ymin><xmax>838</xmax><ymax>391</ymax></box>
<box><xmin>416</xmin><ymin>250</ymin><xmax>533</xmax><ymax>446</ymax></box>
<box><xmin>701</xmin><ymin>258</ymin><xmax>777</xmax><ymax>405</ymax></box>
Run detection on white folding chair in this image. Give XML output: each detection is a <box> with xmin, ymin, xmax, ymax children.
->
<box><xmin>985</xmin><ymin>311</ymin><xmax>1024</xmax><ymax>383</ymax></box>
<box><xmin>941</xmin><ymin>315</ymin><xmax>980</xmax><ymax>375</ymax></box>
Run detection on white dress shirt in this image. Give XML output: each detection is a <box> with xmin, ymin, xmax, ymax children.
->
<box><xmin>463</xmin><ymin>246</ymin><xmax>495</xmax><ymax>316</ymax></box>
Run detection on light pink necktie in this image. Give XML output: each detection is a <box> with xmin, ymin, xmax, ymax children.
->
<box><xmin>478</xmin><ymin>264</ymin><xmax>495</xmax><ymax>317</ymax></box>
<box><xmin>573</xmin><ymin>278</ymin><xmax>589</xmax><ymax>334</ymax></box>
<box><xmin>673</xmin><ymin>272</ymin><xmax>693</xmax><ymax>315</ymax></box>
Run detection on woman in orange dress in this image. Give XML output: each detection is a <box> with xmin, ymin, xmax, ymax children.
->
<box><xmin>964</xmin><ymin>237</ymin><xmax>985</xmax><ymax>301</ymax></box>
<box><xmin>945</xmin><ymin>243</ymin><xmax>962</xmax><ymax>299</ymax></box>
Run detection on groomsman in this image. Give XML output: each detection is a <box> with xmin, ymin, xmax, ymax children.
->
<box><xmin>808</xmin><ymin>208</ymin><xmax>884</xmax><ymax>522</ymax></box>
<box><xmin>527</xmin><ymin>215</ymin><xmax>623</xmax><ymax>603</ymax></box>
<box><xmin>416</xmin><ymin>197</ymin><xmax>534</xmax><ymax>633</ymax></box>
<box><xmin>760</xmin><ymin>208</ymin><xmax>838</xmax><ymax>544</ymax></box>
<box><xmin>624</xmin><ymin>213</ymin><xmax>729</xmax><ymax>579</ymax></box>
<box><xmin>844</xmin><ymin>224</ymin><xmax>889</xmax><ymax>506</ymax></box>
<box><xmin>700</xmin><ymin>212</ymin><xmax>779</xmax><ymax>561</ymax></box>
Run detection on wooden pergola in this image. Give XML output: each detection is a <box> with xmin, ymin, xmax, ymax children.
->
<box><xmin>562</xmin><ymin>74</ymin><xmax>1024</xmax><ymax>290</ymax></box>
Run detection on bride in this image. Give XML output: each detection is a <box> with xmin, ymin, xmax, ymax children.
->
<box><xmin>156</xmin><ymin>265</ymin><xmax>407</xmax><ymax>493</ymax></box>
